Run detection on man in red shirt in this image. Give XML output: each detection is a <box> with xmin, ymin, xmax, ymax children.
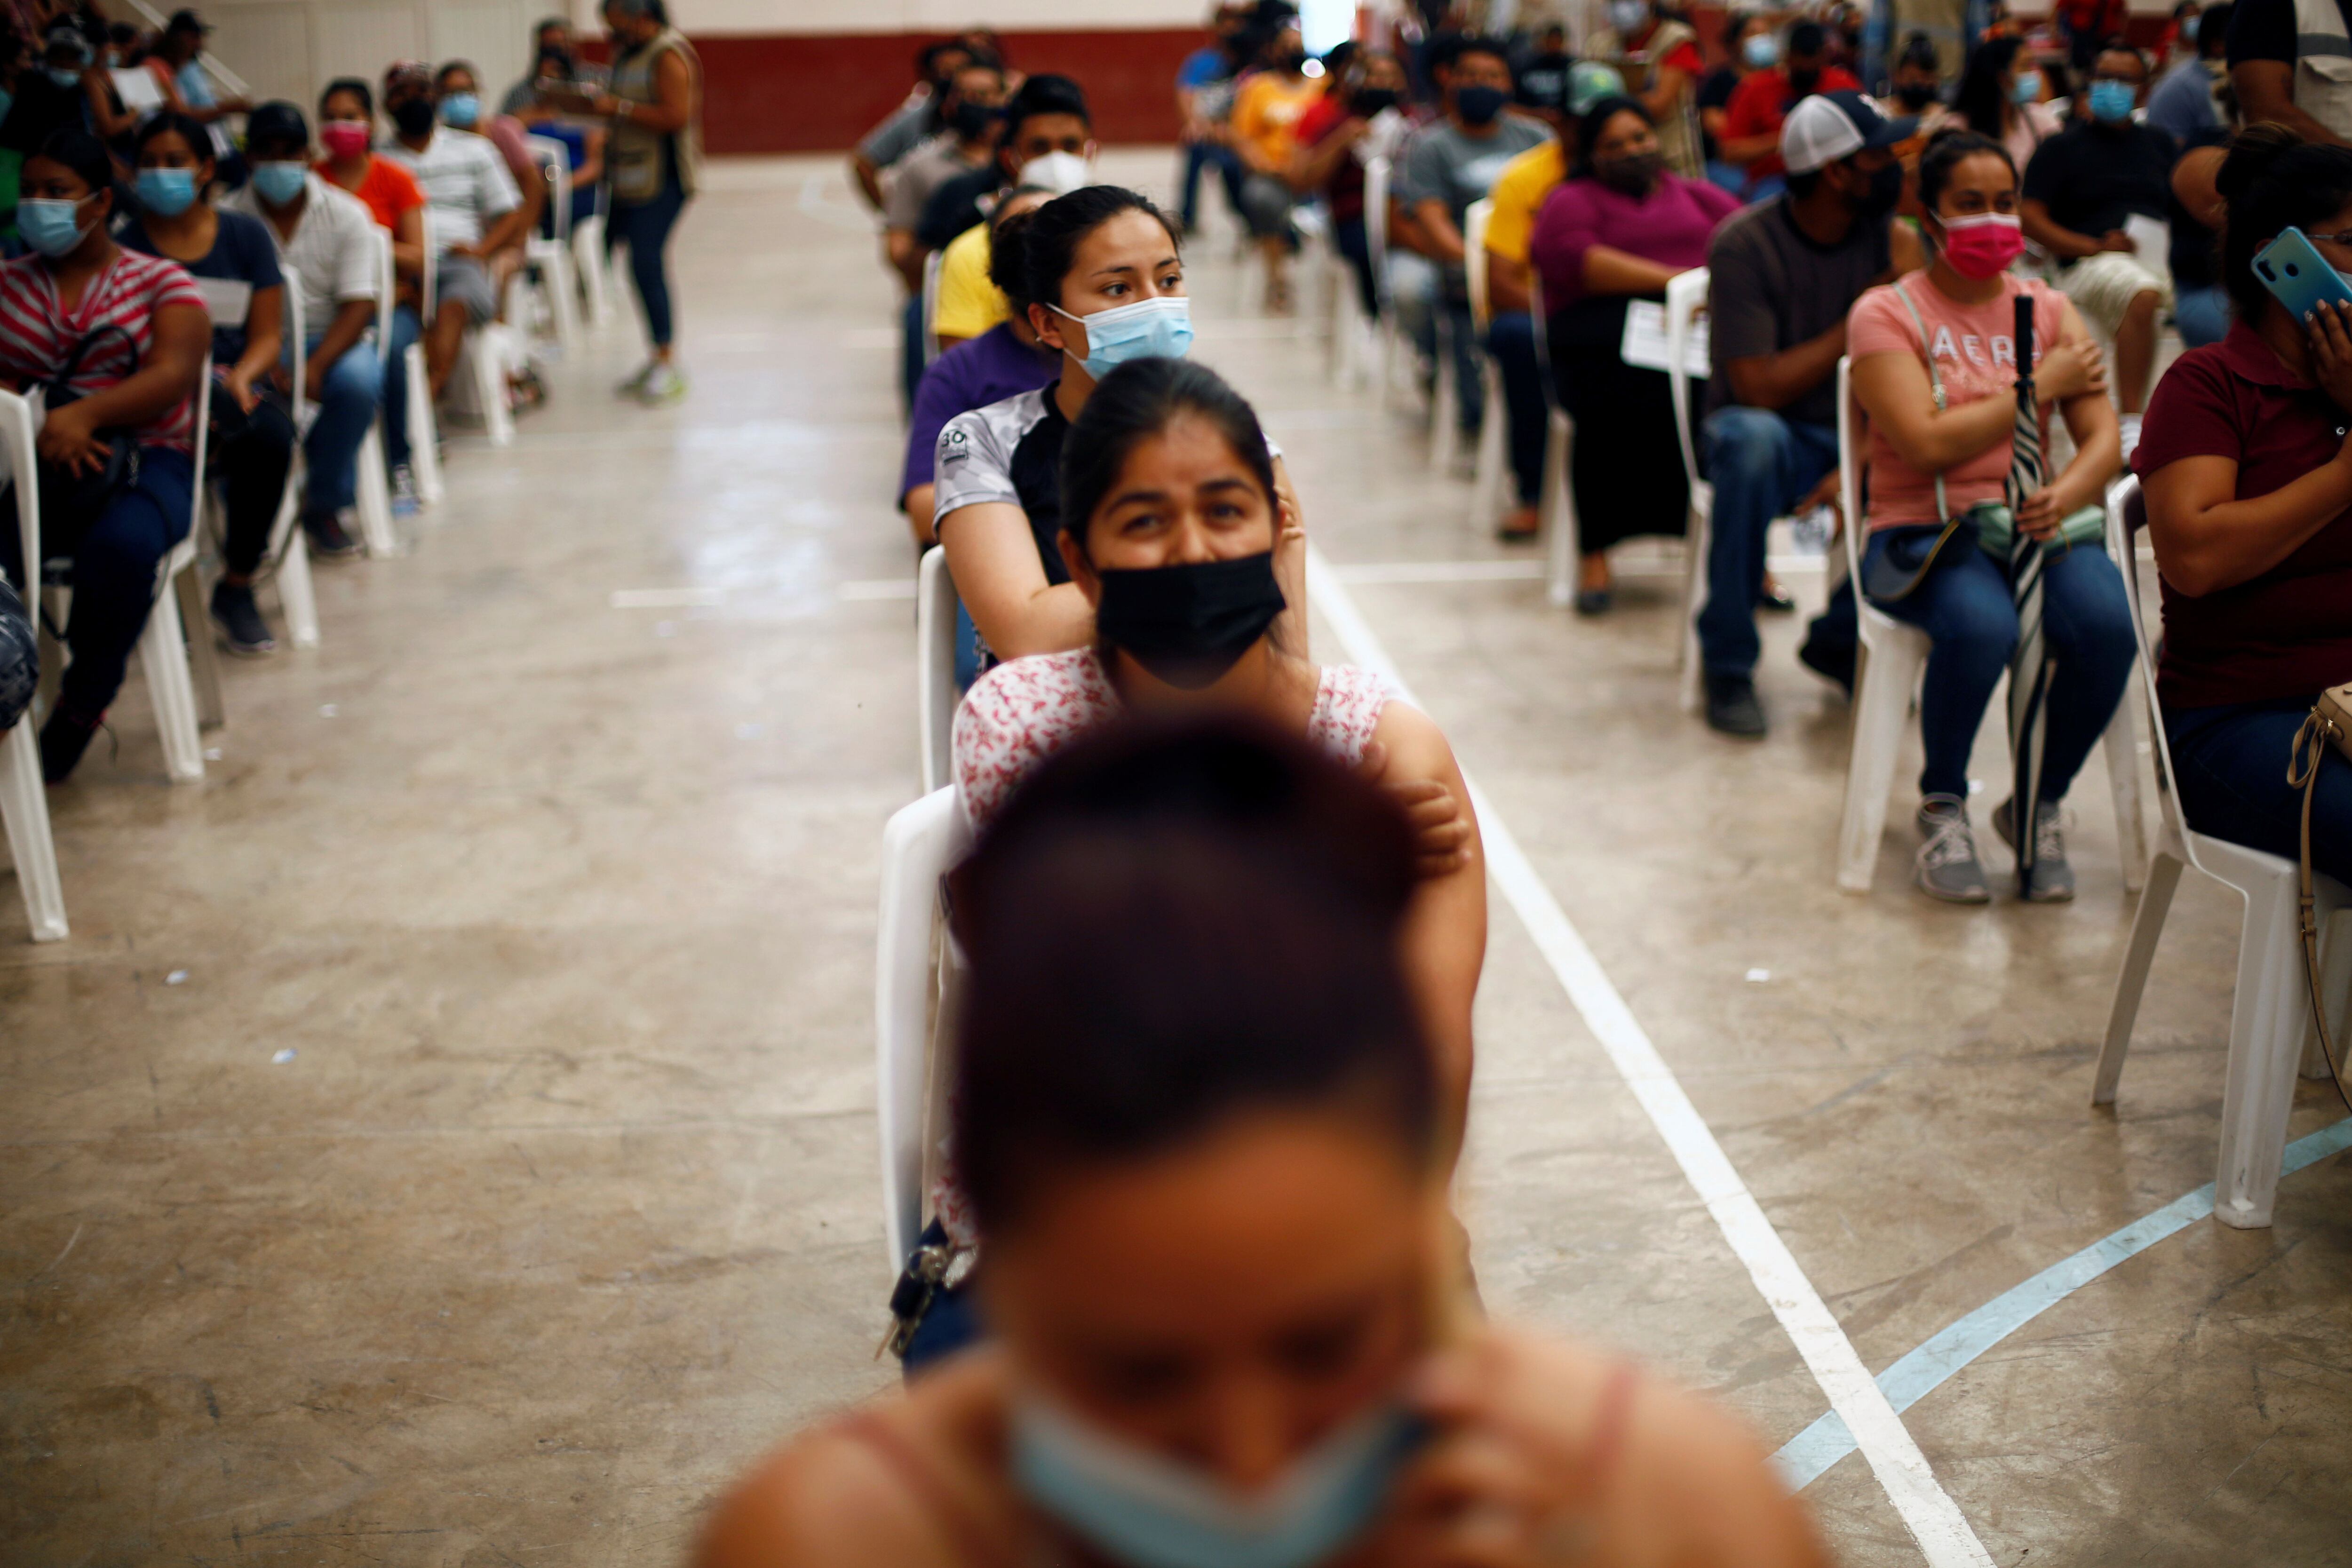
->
<box><xmin>1721</xmin><ymin>23</ymin><xmax>1860</xmax><ymax>193</ymax></box>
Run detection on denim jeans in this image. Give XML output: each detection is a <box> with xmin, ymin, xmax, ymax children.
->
<box><xmin>293</xmin><ymin>332</ymin><xmax>383</xmax><ymax>516</ymax></box>
<box><xmin>1486</xmin><ymin>310</ymin><xmax>1545</xmax><ymax>506</ymax></box>
<box><xmin>1863</xmin><ymin>533</ymin><xmax>2137</xmax><ymax>801</ymax></box>
<box><xmin>1179</xmin><ymin>139</ymin><xmax>1246</xmax><ymax>231</ymax></box>
<box><xmin>613</xmin><ymin>172</ymin><xmax>688</xmax><ymax>349</ymax></box>
<box><xmin>0</xmin><ymin>446</ymin><xmax>193</xmax><ymax>719</ymax></box>
<box><xmin>210</xmin><ymin>379</ymin><xmax>294</xmax><ymax>577</ymax></box>
<box><xmin>1700</xmin><ymin>407</ymin><xmax>1840</xmax><ymax>676</ymax></box>
<box><xmin>2169</xmin><ymin>695</ymin><xmax>2352</xmax><ymax>886</ymax></box>
<box><xmin>1334</xmin><ymin>214</ymin><xmax>1378</xmax><ymax>318</ymax></box>
<box><xmin>2175</xmin><ymin>284</ymin><xmax>2231</xmax><ymax>349</ymax></box>
<box><xmin>381</xmin><ymin>303</ymin><xmax>421</xmax><ymax>470</ymax></box>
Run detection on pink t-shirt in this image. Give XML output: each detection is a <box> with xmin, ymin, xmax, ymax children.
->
<box><xmin>1847</xmin><ymin>272</ymin><xmax>2070</xmax><ymax>530</ymax></box>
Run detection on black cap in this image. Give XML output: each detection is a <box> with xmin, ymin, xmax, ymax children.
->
<box><xmin>245</xmin><ymin>100</ymin><xmax>309</xmax><ymax>149</ymax></box>
<box><xmin>166</xmin><ymin>8</ymin><xmax>210</xmax><ymax>33</ymax></box>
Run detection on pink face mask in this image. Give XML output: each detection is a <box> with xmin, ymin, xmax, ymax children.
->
<box><xmin>319</xmin><ymin>121</ymin><xmax>371</xmax><ymax>160</ymax></box>
<box><xmin>1938</xmin><ymin>212</ymin><xmax>2025</xmax><ymax>280</ymax></box>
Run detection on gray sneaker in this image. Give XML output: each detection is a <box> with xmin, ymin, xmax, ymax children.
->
<box><xmin>1915</xmin><ymin>794</ymin><xmax>1991</xmax><ymax>903</ymax></box>
<box><xmin>1994</xmin><ymin>797</ymin><xmax>2075</xmax><ymax>902</ymax></box>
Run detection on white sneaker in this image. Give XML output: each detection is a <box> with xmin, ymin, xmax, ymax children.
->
<box><xmin>615</xmin><ymin>361</ymin><xmax>657</xmax><ymax>397</ymax></box>
<box><xmin>635</xmin><ymin>363</ymin><xmax>687</xmax><ymax>405</ymax></box>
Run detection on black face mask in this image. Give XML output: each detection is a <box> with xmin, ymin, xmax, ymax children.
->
<box><xmin>1895</xmin><ymin>82</ymin><xmax>1939</xmax><ymax>109</ymax></box>
<box><xmin>1352</xmin><ymin>86</ymin><xmax>1400</xmax><ymax>117</ymax></box>
<box><xmin>950</xmin><ymin>100</ymin><xmax>1002</xmax><ymax>140</ymax></box>
<box><xmin>1093</xmin><ymin>552</ymin><xmax>1287</xmax><ymax>689</ymax></box>
<box><xmin>1595</xmin><ymin>150</ymin><xmax>1663</xmax><ymax>196</ymax></box>
<box><xmin>1852</xmin><ymin>159</ymin><xmax>1904</xmax><ymax>219</ymax></box>
<box><xmin>1788</xmin><ymin>67</ymin><xmax>1821</xmax><ymax>98</ymax></box>
<box><xmin>1455</xmin><ymin>84</ymin><xmax>1508</xmax><ymax>126</ymax></box>
<box><xmin>391</xmin><ymin>97</ymin><xmax>436</xmax><ymax>136</ymax></box>
<box><xmin>1279</xmin><ymin>48</ymin><xmax>1308</xmax><ymax>72</ymax></box>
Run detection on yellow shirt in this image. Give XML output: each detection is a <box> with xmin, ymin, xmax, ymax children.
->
<box><xmin>933</xmin><ymin>221</ymin><xmax>1005</xmax><ymax>341</ymax></box>
<box><xmin>1483</xmin><ymin>140</ymin><xmax>1565</xmax><ymax>267</ymax></box>
<box><xmin>1231</xmin><ymin>73</ymin><xmax>1324</xmax><ymax>175</ymax></box>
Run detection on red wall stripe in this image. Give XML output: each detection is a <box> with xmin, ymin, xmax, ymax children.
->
<box><xmin>692</xmin><ymin>29</ymin><xmax>1209</xmax><ymax>155</ymax></box>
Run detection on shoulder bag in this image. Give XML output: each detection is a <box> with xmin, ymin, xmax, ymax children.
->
<box><xmin>24</xmin><ymin>322</ymin><xmax>143</xmax><ymax>556</ymax></box>
<box><xmin>2288</xmin><ymin>686</ymin><xmax>2352</xmax><ymax>1114</ymax></box>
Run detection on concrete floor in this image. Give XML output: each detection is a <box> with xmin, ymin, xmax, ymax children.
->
<box><xmin>4</xmin><ymin>152</ymin><xmax>2350</xmax><ymax>1566</ymax></box>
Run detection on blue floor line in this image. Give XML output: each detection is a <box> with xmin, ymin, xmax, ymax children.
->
<box><xmin>1772</xmin><ymin>1117</ymin><xmax>2352</xmax><ymax>1493</ymax></box>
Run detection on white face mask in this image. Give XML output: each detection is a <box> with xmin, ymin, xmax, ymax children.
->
<box><xmin>1019</xmin><ymin>149</ymin><xmax>1093</xmax><ymax>196</ymax></box>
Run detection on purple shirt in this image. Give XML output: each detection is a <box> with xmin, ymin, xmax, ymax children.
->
<box><xmin>1529</xmin><ymin>173</ymin><xmax>1740</xmax><ymax>309</ymax></box>
<box><xmin>901</xmin><ymin>323</ymin><xmax>1057</xmax><ymax>503</ymax></box>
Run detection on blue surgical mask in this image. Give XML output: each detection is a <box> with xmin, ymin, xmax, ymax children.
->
<box><xmin>17</xmin><ymin>195</ymin><xmax>90</xmax><ymax>257</ymax></box>
<box><xmin>252</xmin><ymin>160</ymin><xmax>307</xmax><ymax>206</ymax></box>
<box><xmin>2010</xmin><ymin>68</ymin><xmax>2043</xmax><ymax>104</ymax></box>
<box><xmin>440</xmin><ymin>92</ymin><xmax>480</xmax><ymax>128</ymax></box>
<box><xmin>1012</xmin><ymin>1394</ymin><xmax>1422</xmax><ymax>1568</ymax></box>
<box><xmin>2181</xmin><ymin>15</ymin><xmax>2200</xmax><ymax>43</ymax></box>
<box><xmin>2088</xmin><ymin>79</ymin><xmax>2137</xmax><ymax>122</ymax></box>
<box><xmin>134</xmin><ymin>166</ymin><xmax>197</xmax><ymax>217</ymax></box>
<box><xmin>1607</xmin><ymin>0</ymin><xmax>1649</xmax><ymax>36</ymax></box>
<box><xmin>1053</xmin><ymin>294</ymin><xmax>1193</xmax><ymax>380</ymax></box>
<box><xmin>1742</xmin><ymin>32</ymin><xmax>1781</xmax><ymax>69</ymax></box>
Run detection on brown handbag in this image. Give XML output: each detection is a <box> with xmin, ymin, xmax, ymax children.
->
<box><xmin>2286</xmin><ymin>683</ymin><xmax>2352</xmax><ymax>1114</ymax></box>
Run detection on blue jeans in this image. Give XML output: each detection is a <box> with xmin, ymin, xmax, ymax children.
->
<box><xmin>1179</xmin><ymin>140</ymin><xmax>1246</xmax><ymax>231</ymax></box>
<box><xmin>298</xmin><ymin>333</ymin><xmax>381</xmax><ymax>515</ymax></box>
<box><xmin>1863</xmin><ymin>534</ymin><xmax>2137</xmax><ymax>801</ymax></box>
<box><xmin>613</xmin><ymin>172</ymin><xmax>688</xmax><ymax>350</ymax></box>
<box><xmin>1334</xmin><ymin>215</ymin><xmax>1378</xmax><ymax>318</ymax></box>
<box><xmin>1699</xmin><ymin>408</ymin><xmax>1840</xmax><ymax>676</ymax></box>
<box><xmin>0</xmin><ymin>447</ymin><xmax>193</xmax><ymax>719</ymax></box>
<box><xmin>1486</xmin><ymin>310</ymin><xmax>1545</xmax><ymax>507</ymax></box>
<box><xmin>381</xmin><ymin>304</ymin><xmax>421</xmax><ymax>470</ymax></box>
<box><xmin>2175</xmin><ymin>284</ymin><xmax>2231</xmax><ymax>349</ymax></box>
<box><xmin>901</xmin><ymin>289</ymin><xmax>926</xmax><ymax>413</ymax></box>
<box><xmin>2169</xmin><ymin>695</ymin><xmax>2352</xmax><ymax>885</ymax></box>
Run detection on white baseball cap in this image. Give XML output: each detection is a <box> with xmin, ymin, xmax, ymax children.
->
<box><xmin>1780</xmin><ymin>89</ymin><xmax>1916</xmax><ymax>175</ymax></box>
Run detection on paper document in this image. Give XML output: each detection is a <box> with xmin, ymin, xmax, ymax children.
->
<box><xmin>191</xmin><ymin>276</ymin><xmax>253</xmax><ymax>326</ymax></box>
<box><xmin>111</xmin><ymin>68</ymin><xmax>163</xmax><ymax>113</ymax></box>
<box><xmin>2125</xmin><ymin>215</ymin><xmax>2170</xmax><ymax>281</ymax></box>
<box><xmin>1620</xmin><ymin>298</ymin><xmax>1709</xmax><ymax>379</ymax></box>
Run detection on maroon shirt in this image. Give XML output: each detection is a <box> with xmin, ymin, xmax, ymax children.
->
<box><xmin>2132</xmin><ymin>320</ymin><xmax>2352</xmax><ymax>709</ymax></box>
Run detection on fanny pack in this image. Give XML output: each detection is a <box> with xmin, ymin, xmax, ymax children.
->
<box><xmin>2288</xmin><ymin>686</ymin><xmax>2352</xmax><ymax>1118</ymax></box>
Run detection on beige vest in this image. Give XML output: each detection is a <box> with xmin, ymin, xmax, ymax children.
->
<box><xmin>2293</xmin><ymin>0</ymin><xmax>2352</xmax><ymax>141</ymax></box>
<box><xmin>610</xmin><ymin>26</ymin><xmax>701</xmax><ymax>203</ymax></box>
<box><xmin>1597</xmin><ymin>18</ymin><xmax>1702</xmax><ymax>179</ymax></box>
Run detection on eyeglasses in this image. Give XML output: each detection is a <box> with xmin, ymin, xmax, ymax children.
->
<box><xmin>2308</xmin><ymin>231</ymin><xmax>2352</xmax><ymax>249</ymax></box>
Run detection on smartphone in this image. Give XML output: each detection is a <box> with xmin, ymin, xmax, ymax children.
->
<box><xmin>2252</xmin><ymin>227</ymin><xmax>2352</xmax><ymax>320</ymax></box>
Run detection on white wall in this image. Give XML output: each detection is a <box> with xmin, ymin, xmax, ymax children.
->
<box><xmin>663</xmin><ymin>0</ymin><xmax>1204</xmax><ymax>33</ymax></box>
<box><xmin>198</xmin><ymin>0</ymin><xmax>542</xmax><ymax>114</ymax></box>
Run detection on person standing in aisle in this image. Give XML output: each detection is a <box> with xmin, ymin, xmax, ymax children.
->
<box><xmin>543</xmin><ymin>0</ymin><xmax>699</xmax><ymax>404</ymax></box>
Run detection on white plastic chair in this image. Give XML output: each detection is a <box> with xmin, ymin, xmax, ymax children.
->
<box><xmin>572</xmin><ymin>178</ymin><xmax>613</xmax><ymax>326</ymax></box>
<box><xmin>875</xmin><ymin>784</ymin><xmax>973</xmax><ymax>1268</ymax></box>
<box><xmin>249</xmin><ymin>283</ymin><xmax>318</xmax><ymax>648</ymax></box>
<box><xmin>522</xmin><ymin>134</ymin><xmax>582</xmax><ymax>355</ymax></box>
<box><xmin>1831</xmin><ymin>356</ymin><xmax>2143</xmax><ymax>893</ymax></box>
<box><xmin>421</xmin><ymin>208</ymin><xmax>514</xmax><ymax>447</ymax></box>
<box><xmin>2094</xmin><ymin>475</ymin><xmax>2347</xmax><ymax>1229</ymax></box>
<box><xmin>0</xmin><ymin>390</ymin><xmax>66</xmax><ymax>939</ymax></box>
<box><xmin>917</xmin><ymin>546</ymin><xmax>961</xmax><ymax>796</ymax></box>
<box><xmin>1665</xmin><ymin>267</ymin><xmax>1712</xmax><ymax>713</ymax></box>
<box><xmin>351</xmin><ymin>227</ymin><xmax>405</xmax><ymax>555</ymax></box>
<box><xmin>1524</xmin><ymin>271</ymin><xmax>1579</xmax><ymax>607</ymax></box>
<box><xmin>921</xmin><ymin>247</ymin><xmax>945</xmax><ymax>368</ymax></box>
<box><xmin>408</xmin><ymin>215</ymin><xmax>446</xmax><ymax>503</ymax></box>
<box><xmin>1463</xmin><ymin>199</ymin><xmax>1512</xmax><ymax>532</ymax></box>
<box><xmin>1363</xmin><ymin>156</ymin><xmax>1408</xmax><ymax>410</ymax></box>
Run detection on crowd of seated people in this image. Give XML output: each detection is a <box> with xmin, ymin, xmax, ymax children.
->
<box><xmin>0</xmin><ymin>0</ymin><xmax>695</xmax><ymax>777</ymax></box>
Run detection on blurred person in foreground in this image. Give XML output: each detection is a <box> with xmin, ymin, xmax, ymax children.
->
<box><xmin>699</xmin><ymin>716</ymin><xmax>1830</xmax><ymax>1568</ymax></box>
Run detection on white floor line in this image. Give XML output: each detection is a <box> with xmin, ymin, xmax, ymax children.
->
<box><xmin>1331</xmin><ymin>556</ymin><xmax>1827</xmax><ymax>585</ymax></box>
<box><xmin>1306</xmin><ymin>542</ymin><xmax>1994</xmax><ymax>1568</ymax></box>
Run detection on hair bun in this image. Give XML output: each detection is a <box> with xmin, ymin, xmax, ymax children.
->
<box><xmin>2217</xmin><ymin>121</ymin><xmax>2303</xmax><ymax>205</ymax></box>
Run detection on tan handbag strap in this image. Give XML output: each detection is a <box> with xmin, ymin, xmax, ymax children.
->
<box><xmin>2287</xmin><ymin>705</ymin><xmax>2352</xmax><ymax>1117</ymax></box>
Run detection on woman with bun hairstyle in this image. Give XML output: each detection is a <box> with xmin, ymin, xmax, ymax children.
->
<box><xmin>2134</xmin><ymin>124</ymin><xmax>2352</xmax><ymax>883</ymax></box>
<box><xmin>929</xmin><ymin>183</ymin><xmax>1306</xmax><ymax>664</ymax></box>
<box><xmin>1847</xmin><ymin>129</ymin><xmax>2133</xmax><ymax>905</ymax></box>
<box><xmin>703</xmin><ymin>718</ymin><xmax>1826</xmax><ymax>1568</ymax></box>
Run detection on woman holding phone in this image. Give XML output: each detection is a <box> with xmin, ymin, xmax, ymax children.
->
<box><xmin>698</xmin><ymin>720</ymin><xmax>1828</xmax><ymax>1568</ymax></box>
<box><xmin>2135</xmin><ymin>124</ymin><xmax>2352</xmax><ymax>884</ymax></box>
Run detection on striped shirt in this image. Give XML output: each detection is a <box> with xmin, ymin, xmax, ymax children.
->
<box><xmin>0</xmin><ymin>250</ymin><xmax>206</xmax><ymax>452</ymax></box>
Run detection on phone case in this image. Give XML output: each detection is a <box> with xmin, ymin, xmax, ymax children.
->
<box><xmin>2252</xmin><ymin>227</ymin><xmax>2352</xmax><ymax>320</ymax></box>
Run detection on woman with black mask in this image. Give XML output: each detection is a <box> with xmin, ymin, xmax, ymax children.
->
<box><xmin>906</xmin><ymin>359</ymin><xmax>1481</xmax><ymax>1376</ymax></box>
<box><xmin>1528</xmin><ymin>96</ymin><xmax>1739</xmax><ymax>613</ymax></box>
